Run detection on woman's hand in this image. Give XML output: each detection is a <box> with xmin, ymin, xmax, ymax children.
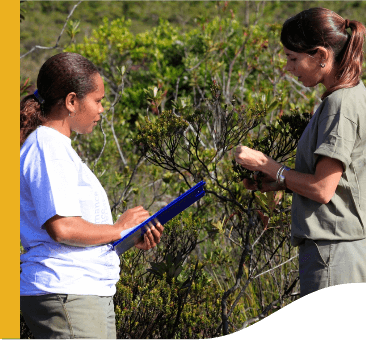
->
<box><xmin>135</xmin><ymin>219</ymin><xmax>164</xmax><ymax>250</ymax></box>
<box><xmin>234</xmin><ymin>146</ymin><xmax>267</xmax><ymax>172</ymax></box>
<box><xmin>243</xmin><ymin>173</ymin><xmax>284</xmax><ymax>192</ymax></box>
<box><xmin>235</xmin><ymin>146</ymin><xmax>281</xmax><ymax>192</ymax></box>
<box><xmin>115</xmin><ymin>206</ymin><xmax>150</xmax><ymax>231</ymax></box>
<box><xmin>115</xmin><ymin>207</ymin><xmax>164</xmax><ymax>250</ymax></box>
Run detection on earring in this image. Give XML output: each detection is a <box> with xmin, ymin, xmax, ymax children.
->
<box><xmin>320</xmin><ymin>63</ymin><xmax>325</xmax><ymax>68</ymax></box>
<box><xmin>69</xmin><ymin>111</ymin><xmax>76</xmax><ymax>118</ymax></box>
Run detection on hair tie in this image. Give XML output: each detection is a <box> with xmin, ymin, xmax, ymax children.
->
<box><xmin>345</xmin><ymin>19</ymin><xmax>350</xmax><ymax>29</ymax></box>
<box><xmin>33</xmin><ymin>89</ymin><xmax>45</xmax><ymax>104</ymax></box>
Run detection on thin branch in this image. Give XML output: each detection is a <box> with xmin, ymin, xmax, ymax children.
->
<box><xmin>110</xmin><ymin>155</ymin><xmax>146</xmax><ymax>212</ymax></box>
<box><xmin>185</xmin><ymin>57</ymin><xmax>207</xmax><ymax>72</ymax></box>
<box><xmin>252</xmin><ymin>254</ymin><xmax>298</xmax><ymax>280</ymax></box>
<box><xmin>103</xmin><ymin>77</ymin><xmax>127</xmax><ymax>166</ymax></box>
<box><xmin>20</xmin><ymin>1</ymin><xmax>83</xmax><ymax>59</ymax></box>
<box><xmin>225</xmin><ymin>40</ymin><xmax>247</xmax><ymax>101</ymax></box>
<box><xmin>284</xmin><ymin>74</ymin><xmax>322</xmax><ymax>103</ymax></box>
<box><xmin>174</xmin><ymin>111</ymin><xmax>208</xmax><ymax>148</ymax></box>
<box><xmin>241</xmin><ymin>276</ymin><xmax>299</xmax><ymax>329</ymax></box>
<box><xmin>220</xmin><ymin>193</ymin><xmax>255</xmax><ymax>335</ymax></box>
<box><xmin>174</xmin><ymin>77</ymin><xmax>180</xmax><ymax>104</ymax></box>
<box><xmin>92</xmin><ymin>115</ymin><xmax>107</xmax><ymax>173</ymax></box>
<box><xmin>252</xmin><ymin>227</ymin><xmax>267</xmax><ymax>248</ymax></box>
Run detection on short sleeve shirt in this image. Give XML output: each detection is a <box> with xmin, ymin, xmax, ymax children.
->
<box><xmin>291</xmin><ymin>82</ymin><xmax>366</xmax><ymax>246</ymax></box>
<box><xmin>20</xmin><ymin>126</ymin><xmax>120</xmax><ymax>296</ymax></box>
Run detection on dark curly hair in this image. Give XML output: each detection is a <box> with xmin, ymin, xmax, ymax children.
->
<box><xmin>281</xmin><ymin>7</ymin><xmax>365</xmax><ymax>99</ymax></box>
<box><xmin>20</xmin><ymin>52</ymin><xmax>99</xmax><ymax>145</ymax></box>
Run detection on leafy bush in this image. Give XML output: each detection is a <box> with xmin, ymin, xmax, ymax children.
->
<box><xmin>114</xmin><ymin>214</ymin><xmax>225</xmax><ymax>339</ymax></box>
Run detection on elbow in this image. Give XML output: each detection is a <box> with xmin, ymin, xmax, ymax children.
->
<box><xmin>315</xmin><ymin>190</ymin><xmax>334</xmax><ymax>205</ymax></box>
<box><xmin>45</xmin><ymin>224</ymin><xmax>69</xmax><ymax>244</ymax></box>
<box><xmin>44</xmin><ymin>215</ymin><xmax>73</xmax><ymax>244</ymax></box>
<box><xmin>52</xmin><ymin>232</ymin><xmax>67</xmax><ymax>244</ymax></box>
<box><xmin>317</xmin><ymin>197</ymin><xmax>331</xmax><ymax>205</ymax></box>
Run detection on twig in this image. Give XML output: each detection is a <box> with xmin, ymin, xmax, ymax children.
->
<box><xmin>220</xmin><ymin>193</ymin><xmax>255</xmax><ymax>335</ymax></box>
<box><xmin>20</xmin><ymin>1</ymin><xmax>83</xmax><ymax>59</ymax></box>
<box><xmin>103</xmin><ymin>78</ymin><xmax>127</xmax><ymax>166</ymax></box>
<box><xmin>225</xmin><ymin>40</ymin><xmax>247</xmax><ymax>101</ymax></box>
<box><xmin>185</xmin><ymin>57</ymin><xmax>207</xmax><ymax>72</ymax></box>
<box><xmin>241</xmin><ymin>276</ymin><xmax>299</xmax><ymax>329</ymax></box>
<box><xmin>174</xmin><ymin>77</ymin><xmax>180</xmax><ymax>106</ymax></box>
<box><xmin>252</xmin><ymin>227</ymin><xmax>267</xmax><ymax>248</ymax></box>
<box><xmin>174</xmin><ymin>111</ymin><xmax>208</xmax><ymax>149</ymax></box>
<box><xmin>284</xmin><ymin>74</ymin><xmax>322</xmax><ymax>103</ymax></box>
<box><xmin>92</xmin><ymin>115</ymin><xmax>107</xmax><ymax>173</ymax></box>
<box><xmin>110</xmin><ymin>155</ymin><xmax>145</xmax><ymax>212</ymax></box>
<box><xmin>253</xmin><ymin>254</ymin><xmax>298</xmax><ymax>280</ymax></box>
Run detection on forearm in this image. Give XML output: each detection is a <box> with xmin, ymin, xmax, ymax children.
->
<box><xmin>45</xmin><ymin>216</ymin><xmax>121</xmax><ymax>247</ymax></box>
<box><xmin>259</xmin><ymin>156</ymin><xmax>341</xmax><ymax>204</ymax></box>
<box><xmin>235</xmin><ymin>147</ymin><xmax>343</xmax><ymax>203</ymax></box>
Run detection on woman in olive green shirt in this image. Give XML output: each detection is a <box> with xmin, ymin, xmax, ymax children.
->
<box><xmin>235</xmin><ymin>8</ymin><xmax>366</xmax><ymax>297</ymax></box>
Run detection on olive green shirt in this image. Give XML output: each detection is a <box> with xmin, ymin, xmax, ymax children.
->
<box><xmin>291</xmin><ymin>82</ymin><xmax>366</xmax><ymax>246</ymax></box>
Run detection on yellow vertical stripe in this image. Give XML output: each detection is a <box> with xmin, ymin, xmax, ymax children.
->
<box><xmin>0</xmin><ymin>0</ymin><xmax>20</xmax><ymax>338</ymax></box>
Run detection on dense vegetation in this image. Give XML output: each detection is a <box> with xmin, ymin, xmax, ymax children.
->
<box><xmin>21</xmin><ymin>1</ymin><xmax>366</xmax><ymax>83</ymax></box>
<box><xmin>20</xmin><ymin>1</ymin><xmax>366</xmax><ymax>338</ymax></box>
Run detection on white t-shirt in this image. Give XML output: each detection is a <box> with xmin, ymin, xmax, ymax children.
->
<box><xmin>20</xmin><ymin>126</ymin><xmax>120</xmax><ymax>296</ymax></box>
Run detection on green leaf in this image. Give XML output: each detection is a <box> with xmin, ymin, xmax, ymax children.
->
<box><xmin>268</xmin><ymin>100</ymin><xmax>279</xmax><ymax>112</ymax></box>
<box><xmin>254</xmin><ymin>192</ymin><xmax>269</xmax><ymax>213</ymax></box>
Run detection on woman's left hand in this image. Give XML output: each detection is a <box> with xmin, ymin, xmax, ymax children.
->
<box><xmin>135</xmin><ymin>219</ymin><xmax>164</xmax><ymax>250</ymax></box>
<box><xmin>234</xmin><ymin>146</ymin><xmax>266</xmax><ymax>171</ymax></box>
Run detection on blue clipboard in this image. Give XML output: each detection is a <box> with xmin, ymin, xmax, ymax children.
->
<box><xmin>112</xmin><ymin>181</ymin><xmax>206</xmax><ymax>255</ymax></box>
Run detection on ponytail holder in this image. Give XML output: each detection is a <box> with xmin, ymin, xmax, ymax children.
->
<box><xmin>33</xmin><ymin>89</ymin><xmax>45</xmax><ymax>104</ymax></box>
<box><xmin>345</xmin><ymin>19</ymin><xmax>350</xmax><ymax>29</ymax></box>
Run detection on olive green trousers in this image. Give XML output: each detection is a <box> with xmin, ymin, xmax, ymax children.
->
<box><xmin>298</xmin><ymin>238</ymin><xmax>366</xmax><ymax>297</ymax></box>
<box><xmin>20</xmin><ymin>294</ymin><xmax>116</xmax><ymax>339</ymax></box>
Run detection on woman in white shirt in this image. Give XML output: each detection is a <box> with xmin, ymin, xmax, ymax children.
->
<box><xmin>20</xmin><ymin>52</ymin><xmax>163</xmax><ymax>339</ymax></box>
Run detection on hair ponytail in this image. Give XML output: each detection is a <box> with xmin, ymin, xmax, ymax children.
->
<box><xmin>324</xmin><ymin>19</ymin><xmax>366</xmax><ymax>98</ymax></box>
<box><xmin>281</xmin><ymin>8</ymin><xmax>366</xmax><ymax>100</ymax></box>
<box><xmin>20</xmin><ymin>94</ymin><xmax>46</xmax><ymax>146</ymax></box>
<box><xmin>20</xmin><ymin>52</ymin><xmax>99</xmax><ymax>146</ymax></box>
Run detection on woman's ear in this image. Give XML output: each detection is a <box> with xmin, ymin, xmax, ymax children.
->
<box><xmin>64</xmin><ymin>92</ymin><xmax>78</xmax><ymax>113</ymax></box>
<box><xmin>316</xmin><ymin>47</ymin><xmax>334</xmax><ymax>65</ymax></box>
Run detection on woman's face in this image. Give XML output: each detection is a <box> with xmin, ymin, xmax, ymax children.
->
<box><xmin>283</xmin><ymin>47</ymin><xmax>324</xmax><ymax>87</ymax></box>
<box><xmin>71</xmin><ymin>73</ymin><xmax>105</xmax><ymax>135</ymax></box>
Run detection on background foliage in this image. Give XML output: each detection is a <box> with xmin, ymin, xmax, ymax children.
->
<box><xmin>21</xmin><ymin>1</ymin><xmax>366</xmax><ymax>83</ymax></box>
<box><xmin>20</xmin><ymin>1</ymin><xmax>366</xmax><ymax>338</ymax></box>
